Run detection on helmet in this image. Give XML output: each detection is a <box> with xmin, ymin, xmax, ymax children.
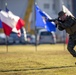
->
<box><xmin>58</xmin><ymin>11</ymin><xmax>66</xmax><ymax>17</ymax></box>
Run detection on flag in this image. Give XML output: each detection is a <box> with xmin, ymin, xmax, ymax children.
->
<box><xmin>39</xmin><ymin>9</ymin><xmax>56</xmax><ymax>32</ymax></box>
<box><xmin>0</xmin><ymin>8</ymin><xmax>25</xmax><ymax>36</ymax></box>
<box><xmin>35</xmin><ymin>5</ymin><xmax>56</xmax><ymax>32</ymax></box>
<box><xmin>35</xmin><ymin>5</ymin><xmax>45</xmax><ymax>28</ymax></box>
<box><xmin>0</xmin><ymin>20</ymin><xmax>2</xmax><ymax>28</ymax></box>
<box><xmin>0</xmin><ymin>9</ymin><xmax>3</xmax><ymax>28</ymax></box>
<box><xmin>62</xmin><ymin>5</ymin><xmax>74</xmax><ymax>17</ymax></box>
<box><xmin>6</xmin><ymin>7</ymin><xmax>25</xmax><ymax>37</ymax></box>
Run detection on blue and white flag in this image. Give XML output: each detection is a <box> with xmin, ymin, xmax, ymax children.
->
<box><xmin>35</xmin><ymin>5</ymin><xmax>56</xmax><ymax>32</ymax></box>
<box><xmin>35</xmin><ymin>5</ymin><xmax>45</xmax><ymax>28</ymax></box>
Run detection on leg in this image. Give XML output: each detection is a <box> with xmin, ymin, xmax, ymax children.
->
<box><xmin>67</xmin><ymin>37</ymin><xmax>76</xmax><ymax>57</ymax></box>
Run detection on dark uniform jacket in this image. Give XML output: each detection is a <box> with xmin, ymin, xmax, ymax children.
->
<box><xmin>48</xmin><ymin>16</ymin><xmax>76</xmax><ymax>40</ymax></box>
<box><xmin>57</xmin><ymin>16</ymin><xmax>76</xmax><ymax>35</ymax></box>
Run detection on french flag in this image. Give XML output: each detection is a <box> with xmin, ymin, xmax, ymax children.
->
<box><xmin>0</xmin><ymin>8</ymin><xmax>25</xmax><ymax>36</ymax></box>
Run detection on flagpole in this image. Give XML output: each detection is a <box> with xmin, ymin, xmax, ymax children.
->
<box><xmin>5</xmin><ymin>2</ymin><xmax>8</xmax><ymax>52</ymax></box>
<box><xmin>6</xmin><ymin>36</ymin><xmax>8</xmax><ymax>52</ymax></box>
<box><xmin>34</xmin><ymin>0</ymin><xmax>37</xmax><ymax>51</ymax></box>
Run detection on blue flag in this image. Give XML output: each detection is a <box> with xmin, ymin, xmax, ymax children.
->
<box><xmin>35</xmin><ymin>5</ymin><xmax>56</xmax><ymax>32</ymax></box>
<box><xmin>35</xmin><ymin>5</ymin><xmax>45</xmax><ymax>28</ymax></box>
<box><xmin>0</xmin><ymin>9</ymin><xmax>3</xmax><ymax>28</ymax></box>
<box><xmin>0</xmin><ymin>20</ymin><xmax>3</xmax><ymax>28</ymax></box>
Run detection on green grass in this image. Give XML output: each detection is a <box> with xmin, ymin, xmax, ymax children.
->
<box><xmin>0</xmin><ymin>44</ymin><xmax>76</xmax><ymax>75</ymax></box>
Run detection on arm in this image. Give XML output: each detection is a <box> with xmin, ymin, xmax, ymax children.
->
<box><xmin>56</xmin><ymin>16</ymin><xmax>76</xmax><ymax>31</ymax></box>
<box><xmin>46</xmin><ymin>18</ymin><xmax>58</xmax><ymax>27</ymax></box>
<box><xmin>47</xmin><ymin>18</ymin><xmax>58</xmax><ymax>22</ymax></box>
<box><xmin>58</xmin><ymin>16</ymin><xmax>76</xmax><ymax>28</ymax></box>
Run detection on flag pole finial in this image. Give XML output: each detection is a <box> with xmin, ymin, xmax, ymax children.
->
<box><xmin>5</xmin><ymin>3</ymin><xmax>7</xmax><ymax>6</ymax></box>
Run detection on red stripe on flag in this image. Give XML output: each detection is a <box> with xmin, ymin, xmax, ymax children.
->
<box><xmin>2</xmin><ymin>22</ymin><xmax>12</xmax><ymax>36</ymax></box>
<box><xmin>16</xmin><ymin>18</ymin><xmax>25</xmax><ymax>30</ymax></box>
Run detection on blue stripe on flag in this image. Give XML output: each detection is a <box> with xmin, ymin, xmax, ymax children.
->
<box><xmin>0</xmin><ymin>20</ymin><xmax>3</xmax><ymax>28</ymax></box>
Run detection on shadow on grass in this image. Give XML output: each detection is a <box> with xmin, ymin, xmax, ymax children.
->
<box><xmin>0</xmin><ymin>65</ymin><xmax>76</xmax><ymax>72</ymax></box>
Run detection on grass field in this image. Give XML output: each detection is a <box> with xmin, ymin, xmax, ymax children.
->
<box><xmin>0</xmin><ymin>44</ymin><xmax>76</xmax><ymax>75</ymax></box>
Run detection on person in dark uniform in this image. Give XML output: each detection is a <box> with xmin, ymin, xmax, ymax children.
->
<box><xmin>47</xmin><ymin>11</ymin><xmax>76</xmax><ymax>57</ymax></box>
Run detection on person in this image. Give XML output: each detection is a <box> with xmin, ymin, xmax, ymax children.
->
<box><xmin>46</xmin><ymin>11</ymin><xmax>76</xmax><ymax>57</ymax></box>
